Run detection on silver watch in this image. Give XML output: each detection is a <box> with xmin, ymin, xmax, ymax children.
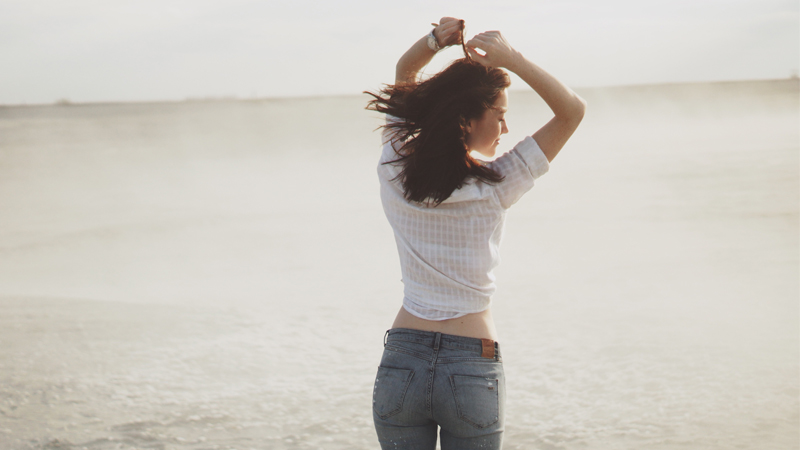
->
<box><xmin>427</xmin><ymin>29</ymin><xmax>441</xmax><ymax>52</ymax></box>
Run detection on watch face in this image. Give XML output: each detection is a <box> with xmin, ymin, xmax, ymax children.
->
<box><xmin>428</xmin><ymin>34</ymin><xmax>439</xmax><ymax>51</ymax></box>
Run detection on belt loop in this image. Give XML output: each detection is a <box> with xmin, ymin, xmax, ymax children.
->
<box><xmin>433</xmin><ymin>332</ymin><xmax>441</xmax><ymax>351</ymax></box>
<box><xmin>383</xmin><ymin>329</ymin><xmax>389</xmax><ymax>347</ymax></box>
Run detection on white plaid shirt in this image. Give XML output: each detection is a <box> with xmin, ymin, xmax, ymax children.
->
<box><xmin>378</xmin><ymin>116</ymin><xmax>550</xmax><ymax>320</ymax></box>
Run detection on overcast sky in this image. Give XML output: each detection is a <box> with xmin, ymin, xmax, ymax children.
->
<box><xmin>1</xmin><ymin>0</ymin><xmax>797</xmax><ymax>104</ymax></box>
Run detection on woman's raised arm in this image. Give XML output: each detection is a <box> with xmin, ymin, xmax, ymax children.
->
<box><xmin>467</xmin><ymin>31</ymin><xmax>586</xmax><ymax>163</ymax></box>
<box><xmin>395</xmin><ymin>17</ymin><xmax>464</xmax><ymax>85</ymax></box>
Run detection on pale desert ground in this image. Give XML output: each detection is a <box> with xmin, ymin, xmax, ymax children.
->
<box><xmin>0</xmin><ymin>79</ymin><xmax>797</xmax><ymax>449</ymax></box>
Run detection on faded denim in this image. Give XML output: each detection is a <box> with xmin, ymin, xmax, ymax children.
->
<box><xmin>372</xmin><ymin>328</ymin><xmax>505</xmax><ymax>449</ymax></box>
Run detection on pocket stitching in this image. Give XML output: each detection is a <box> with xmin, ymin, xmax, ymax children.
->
<box><xmin>373</xmin><ymin>366</ymin><xmax>414</xmax><ymax>420</ymax></box>
<box><xmin>449</xmin><ymin>374</ymin><xmax>500</xmax><ymax>429</ymax></box>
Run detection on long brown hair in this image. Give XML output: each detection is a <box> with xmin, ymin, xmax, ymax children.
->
<box><xmin>365</xmin><ymin>39</ymin><xmax>511</xmax><ymax>205</ymax></box>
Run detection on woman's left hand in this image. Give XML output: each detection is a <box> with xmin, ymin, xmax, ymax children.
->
<box><xmin>466</xmin><ymin>31</ymin><xmax>522</xmax><ymax>70</ymax></box>
<box><xmin>433</xmin><ymin>17</ymin><xmax>464</xmax><ymax>48</ymax></box>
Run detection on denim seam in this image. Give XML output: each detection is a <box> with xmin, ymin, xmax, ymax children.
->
<box><xmin>388</xmin><ymin>330</ymin><xmax>498</xmax><ymax>350</ymax></box>
<box><xmin>426</xmin><ymin>332</ymin><xmax>442</xmax><ymax>413</ymax></box>
<box><xmin>437</xmin><ymin>358</ymin><xmax>502</xmax><ymax>364</ymax></box>
<box><xmin>384</xmin><ymin>344</ymin><xmax>432</xmax><ymax>363</ymax></box>
<box><xmin>384</xmin><ymin>347</ymin><xmax>501</xmax><ymax>363</ymax></box>
<box><xmin>388</xmin><ymin>338</ymin><xmax>433</xmax><ymax>346</ymax></box>
<box><xmin>388</xmin><ymin>341</ymin><xmax>501</xmax><ymax>357</ymax></box>
<box><xmin>390</xmin><ymin>341</ymin><xmax>484</xmax><ymax>354</ymax></box>
<box><xmin>442</xmin><ymin>343</ymin><xmax>486</xmax><ymax>352</ymax></box>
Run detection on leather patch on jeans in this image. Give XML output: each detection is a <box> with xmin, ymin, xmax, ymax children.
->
<box><xmin>481</xmin><ymin>339</ymin><xmax>495</xmax><ymax>358</ymax></box>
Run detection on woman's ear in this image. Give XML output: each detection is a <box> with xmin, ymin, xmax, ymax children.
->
<box><xmin>463</xmin><ymin>120</ymin><xmax>473</xmax><ymax>150</ymax></box>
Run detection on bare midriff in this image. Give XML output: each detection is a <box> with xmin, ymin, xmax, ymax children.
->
<box><xmin>391</xmin><ymin>305</ymin><xmax>499</xmax><ymax>341</ymax></box>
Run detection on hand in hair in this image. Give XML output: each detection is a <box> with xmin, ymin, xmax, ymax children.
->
<box><xmin>466</xmin><ymin>31</ymin><xmax>522</xmax><ymax>70</ymax></box>
<box><xmin>394</xmin><ymin>17</ymin><xmax>468</xmax><ymax>85</ymax></box>
<box><xmin>433</xmin><ymin>17</ymin><xmax>465</xmax><ymax>47</ymax></box>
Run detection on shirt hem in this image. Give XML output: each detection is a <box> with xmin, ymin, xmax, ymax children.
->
<box><xmin>402</xmin><ymin>302</ymin><xmax>491</xmax><ymax>322</ymax></box>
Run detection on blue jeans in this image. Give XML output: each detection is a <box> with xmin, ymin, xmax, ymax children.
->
<box><xmin>372</xmin><ymin>328</ymin><xmax>505</xmax><ymax>449</ymax></box>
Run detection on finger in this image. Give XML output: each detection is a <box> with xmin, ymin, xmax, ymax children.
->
<box><xmin>471</xmin><ymin>36</ymin><xmax>500</xmax><ymax>51</ymax></box>
<box><xmin>439</xmin><ymin>31</ymin><xmax>456</xmax><ymax>46</ymax></box>
<box><xmin>466</xmin><ymin>47</ymin><xmax>490</xmax><ymax>66</ymax></box>
<box><xmin>437</xmin><ymin>30</ymin><xmax>456</xmax><ymax>46</ymax></box>
<box><xmin>441</xmin><ymin>25</ymin><xmax>463</xmax><ymax>41</ymax></box>
<box><xmin>441</xmin><ymin>19</ymin><xmax>462</xmax><ymax>34</ymax></box>
<box><xmin>447</xmin><ymin>33</ymin><xmax>464</xmax><ymax>45</ymax></box>
<box><xmin>435</xmin><ymin>19</ymin><xmax>462</xmax><ymax>44</ymax></box>
<box><xmin>441</xmin><ymin>23</ymin><xmax>466</xmax><ymax>45</ymax></box>
<box><xmin>468</xmin><ymin>45</ymin><xmax>489</xmax><ymax>58</ymax></box>
<box><xmin>474</xmin><ymin>31</ymin><xmax>500</xmax><ymax>39</ymax></box>
<box><xmin>439</xmin><ymin>16</ymin><xmax>459</xmax><ymax>24</ymax></box>
<box><xmin>466</xmin><ymin>36</ymin><xmax>490</xmax><ymax>49</ymax></box>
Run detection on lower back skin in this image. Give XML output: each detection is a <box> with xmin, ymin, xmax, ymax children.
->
<box><xmin>390</xmin><ymin>305</ymin><xmax>499</xmax><ymax>341</ymax></box>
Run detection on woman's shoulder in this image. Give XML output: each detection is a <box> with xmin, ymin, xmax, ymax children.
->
<box><xmin>483</xmin><ymin>135</ymin><xmax>550</xmax><ymax>209</ymax></box>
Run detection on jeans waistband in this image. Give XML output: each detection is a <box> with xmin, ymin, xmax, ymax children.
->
<box><xmin>384</xmin><ymin>328</ymin><xmax>501</xmax><ymax>360</ymax></box>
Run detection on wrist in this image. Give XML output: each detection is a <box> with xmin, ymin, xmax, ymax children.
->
<box><xmin>503</xmin><ymin>50</ymin><xmax>526</xmax><ymax>72</ymax></box>
<box><xmin>426</xmin><ymin>28</ymin><xmax>441</xmax><ymax>52</ymax></box>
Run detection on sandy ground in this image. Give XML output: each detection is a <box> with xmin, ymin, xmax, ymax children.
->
<box><xmin>0</xmin><ymin>79</ymin><xmax>797</xmax><ymax>449</ymax></box>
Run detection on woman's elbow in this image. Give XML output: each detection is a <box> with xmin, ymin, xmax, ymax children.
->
<box><xmin>556</xmin><ymin>94</ymin><xmax>586</xmax><ymax>124</ymax></box>
<box><xmin>572</xmin><ymin>95</ymin><xmax>587</xmax><ymax>122</ymax></box>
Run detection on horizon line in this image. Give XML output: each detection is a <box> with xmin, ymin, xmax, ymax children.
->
<box><xmin>2</xmin><ymin>76</ymin><xmax>797</xmax><ymax>108</ymax></box>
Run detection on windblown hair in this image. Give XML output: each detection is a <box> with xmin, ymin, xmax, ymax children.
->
<box><xmin>365</xmin><ymin>57</ymin><xmax>511</xmax><ymax>206</ymax></box>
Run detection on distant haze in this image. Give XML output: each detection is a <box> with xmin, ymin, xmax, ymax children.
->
<box><xmin>1</xmin><ymin>0</ymin><xmax>797</xmax><ymax>104</ymax></box>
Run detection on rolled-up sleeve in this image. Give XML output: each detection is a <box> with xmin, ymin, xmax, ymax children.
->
<box><xmin>488</xmin><ymin>136</ymin><xmax>550</xmax><ymax>209</ymax></box>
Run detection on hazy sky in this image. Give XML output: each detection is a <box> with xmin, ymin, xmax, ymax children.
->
<box><xmin>1</xmin><ymin>0</ymin><xmax>797</xmax><ymax>104</ymax></box>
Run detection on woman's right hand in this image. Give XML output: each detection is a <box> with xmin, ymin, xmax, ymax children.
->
<box><xmin>466</xmin><ymin>31</ymin><xmax>522</xmax><ymax>70</ymax></box>
<box><xmin>394</xmin><ymin>17</ymin><xmax>465</xmax><ymax>85</ymax></box>
<box><xmin>433</xmin><ymin>17</ymin><xmax>465</xmax><ymax>48</ymax></box>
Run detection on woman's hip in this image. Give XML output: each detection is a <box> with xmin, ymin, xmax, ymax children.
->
<box><xmin>372</xmin><ymin>329</ymin><xmax>506</xmax><ymax>444</ymax></box>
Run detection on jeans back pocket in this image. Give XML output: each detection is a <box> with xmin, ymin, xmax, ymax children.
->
<box><xmin>449</xmin><ymin>374</ymin><xmax>500</xmax><ymax>428</ymax></box>
<box><xmin>373</xmin><ymin>366</ymin><xmax>414</xmax><ymax>420</ymax></box>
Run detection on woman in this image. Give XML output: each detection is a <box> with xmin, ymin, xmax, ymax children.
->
<box><xmin>366</xmin><ymin>17</ymin><xmax>586</xmax><ymax>449</ymax></box>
